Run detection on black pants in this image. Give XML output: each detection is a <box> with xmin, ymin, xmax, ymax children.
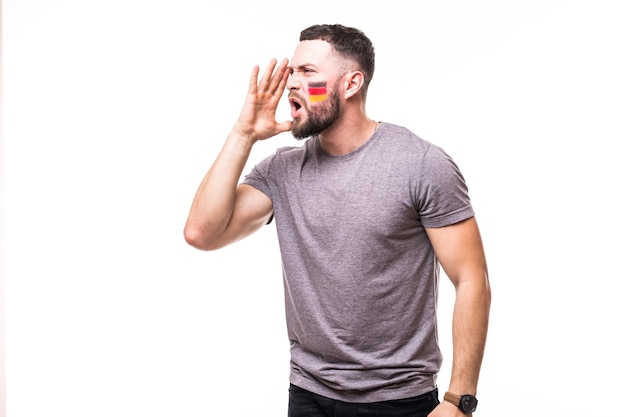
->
<box><xmin>288</xmin><ymin>384</ymin><xmax>439</xmax><ymax>417</ymax></box>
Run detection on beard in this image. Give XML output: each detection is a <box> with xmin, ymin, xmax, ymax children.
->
<box><xmin>291</xmin><ymin>84</ymin><xmax>342</xmax><ymax>140</ymax></box>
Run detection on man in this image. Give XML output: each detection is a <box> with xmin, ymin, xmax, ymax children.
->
<box><xmin>184</xmin><ymin>24</ymin><xmax>491</xmax><ymax>417</ymax></box>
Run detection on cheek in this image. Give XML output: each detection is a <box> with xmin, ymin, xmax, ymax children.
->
<box><xmin>308</xmin><ymin>81</ymin><xmax>327</xmax><ymax>102</ymax></box>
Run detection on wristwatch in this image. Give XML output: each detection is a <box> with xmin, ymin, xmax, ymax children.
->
<box><xmin>443</xmin><ymin>391</ymin><xmax>478</xmax><ymax>413</ymax></box>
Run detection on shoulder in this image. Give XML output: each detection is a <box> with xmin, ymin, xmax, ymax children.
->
<box><xmin>379</xmin><ymin>123</ymin><xmax>435</xmax><ymax>150</ymax></box>
<box><xmin>266</xmin><ymin>138</ymin><xmax>317</xmax><ymax>168</ymax></box>
<box><xmin>249</xmin><ymin>139</ymin><xmax>314</xmax><ymax>179</ymax></box>
<box><xmin>376</xmin><ymin>122</ymin><xmax>445</xmax><ymax>163</ymax></box>
<box><xmin>376</xmin><ymin>123</ymin><xmax>466</xmax><ymax>183</ymax></box>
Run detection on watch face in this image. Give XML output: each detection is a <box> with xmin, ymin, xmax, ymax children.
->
<box><xmin>460</xmin><ymin>395</ymin><xmax>478</xmax><ymax>413</ymax></box>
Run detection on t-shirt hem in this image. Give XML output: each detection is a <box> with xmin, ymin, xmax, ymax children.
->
<box><xmin>289</xmin><ymin>373</ymin><xmax>437</xmax><ymax>403</ymax></box>
<box><xmin>422</xmin><ymin>208</ymin><xmax>475</xmax><ymax>229</ymax></box>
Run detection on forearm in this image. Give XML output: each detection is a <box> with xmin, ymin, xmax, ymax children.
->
<box><xmin>184</xmin><ymin>128</ymin><xmax>255</xmax><ymax>249</ymax></box>
<box><xmin>184</xmin><ymin>58</ymin><xmax>290</xmax><ymax>250</ymax></box>
<box><xmin>448</xmin><ymin>277</ymin><xmax>491</xmax><ymax>395</ymax></box>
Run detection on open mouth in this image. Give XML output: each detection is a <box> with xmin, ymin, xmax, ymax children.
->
<box><xmin>289</xmin><ymin>96</ymin><xmax>303</xmax><ymax>118</ymax></box>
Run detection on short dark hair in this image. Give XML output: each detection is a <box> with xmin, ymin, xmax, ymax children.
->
<box><xmin>300</xmin><ymin>24</ymin><xmax>375</xmax><ymax>93</ymax></box>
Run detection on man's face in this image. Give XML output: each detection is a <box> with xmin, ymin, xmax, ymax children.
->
<box><xmin>287</xmin><ymin>40</ymin><xmax>343</xmax><ymax>139</ymax></box>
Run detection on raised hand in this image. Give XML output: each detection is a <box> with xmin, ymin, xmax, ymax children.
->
<box><xmin>234</xmin><ymin>58</ymin><xmax>292</xmax><ymax>142</ymax></box>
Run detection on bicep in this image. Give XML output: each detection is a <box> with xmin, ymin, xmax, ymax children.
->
<box><xmin>425</xmin><ymin>216</ymin><xmax>488</xmax><ymax>286</ymax></box>
<box><xmin>212</xmin><ymin>184</ymin><xmax>273</xmax><ymax>249</ymax></box>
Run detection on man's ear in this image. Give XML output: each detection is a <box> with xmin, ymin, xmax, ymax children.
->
<box><xmin>344</xmin><ymin>71</ymin><xmax>365</xmax><ymax>99</ymax></box>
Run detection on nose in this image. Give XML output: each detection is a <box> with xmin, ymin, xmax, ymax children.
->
<box><xmin>286</xmin><ymin>71</ymin><xmax>300</xmax><ymax>91</ymax></box>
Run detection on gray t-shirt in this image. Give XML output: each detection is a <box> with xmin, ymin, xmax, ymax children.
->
<box><xmin>243</xmin><ymin>122</ymin><xmax>475</xmax><ymax>402</ymax></box>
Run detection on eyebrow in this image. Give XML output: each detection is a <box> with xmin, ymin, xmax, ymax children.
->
<box><xmin>289</xmin><ymin>64</ymin><xmax>318</xmax><ymax>73</ymax></box>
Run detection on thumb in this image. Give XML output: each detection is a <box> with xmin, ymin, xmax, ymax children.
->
<box><xmin>276</xmin><ymin>120</ymin><xmax>293</xmax><ymax>134</ymax></box>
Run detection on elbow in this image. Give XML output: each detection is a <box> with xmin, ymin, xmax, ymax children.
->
<box><xmin>183</xmin><ymin>225</ymin><xmax>222</xmax><ymax>251</ymax></box>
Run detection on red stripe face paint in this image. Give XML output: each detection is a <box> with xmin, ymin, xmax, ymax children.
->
<box><xmin>308</xmin><ymin>81</ymin><xmax>327</xmax><ymax>102</ymax></box>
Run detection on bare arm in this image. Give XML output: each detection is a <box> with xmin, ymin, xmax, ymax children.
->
<box><xmin>426</xmin><ymin>216</ymin><xmax>491</xmax><ymax>416</ymax></box>
<box><xmin>183</xmin><ymin>58</ymin><xmax>292</xmax><ymax>251</ymax></box>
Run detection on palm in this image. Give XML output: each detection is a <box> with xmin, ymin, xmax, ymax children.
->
<box><xmin>237</xmin><ymin>58</ymin><xmax>292</xmax><ymax>141</ymax></box>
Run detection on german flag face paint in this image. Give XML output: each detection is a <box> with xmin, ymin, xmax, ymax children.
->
<box><xmin>308</xmin><ymin>81</ymin><xmax>327</xmax><ymax>102</ymax></box>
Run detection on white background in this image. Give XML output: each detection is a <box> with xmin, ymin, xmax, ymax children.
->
<box><xmin>3</xmin><ymin>1</ymin><xmax>625</xmax><ymax>416</ymax></box>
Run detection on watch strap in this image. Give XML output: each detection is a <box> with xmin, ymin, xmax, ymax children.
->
<box><xmin>443</xmin><ymin>391</ymin><xmax>462</xmax><ymax>406</ymax></box>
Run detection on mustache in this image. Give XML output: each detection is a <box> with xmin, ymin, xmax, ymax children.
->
<box><xmin>288</xmin><ymin>92</ymin><xmax>306</xmax><ymax>103</ymax></box>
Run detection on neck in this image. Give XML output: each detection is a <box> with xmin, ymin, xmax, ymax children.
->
<box><xmin>318</xmin><ymin>115</ymin><xmax>378</xmax><ymax>156</ymax></box>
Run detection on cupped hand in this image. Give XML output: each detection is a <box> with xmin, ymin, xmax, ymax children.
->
<box><xmin>234</xmin><ymin>58</ymin><xmax>292</xmax><ymax>142</ymax></box>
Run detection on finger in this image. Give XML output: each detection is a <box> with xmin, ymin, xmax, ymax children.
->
<box><xmin>258</xmin><ymin>58</ymin><xmax>278</xmax><ymax>92</ymax></box>
<box><xmin>268</xmin><ymin>58</ymin><xmax>289</xmax><ymax>95</ymax></box>
<box><xmin>248</xmin><ymin>64</ymin><xmax>260</xmax><ymax>95</ymax></box>
<box><xmin>271</xmin><ymin>64</ymin><xmax>290</xmax><ymax>102</ymax></box>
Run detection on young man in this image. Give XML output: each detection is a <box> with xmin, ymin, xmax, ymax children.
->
<box><xmin>184</xmin><ymin>24</ymin><xmax>491</xmax><ymax>417</ymax></box>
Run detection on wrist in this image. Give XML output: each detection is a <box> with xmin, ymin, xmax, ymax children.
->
<box><xmin>443</xmin><ymin>391</ymin><xmax>478</xmax><ymax>414</ymax></box>
<box><xmin>228</xmin><ymin>125</ymin><xmax>257</xmax><ymax>149</ymax></box>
